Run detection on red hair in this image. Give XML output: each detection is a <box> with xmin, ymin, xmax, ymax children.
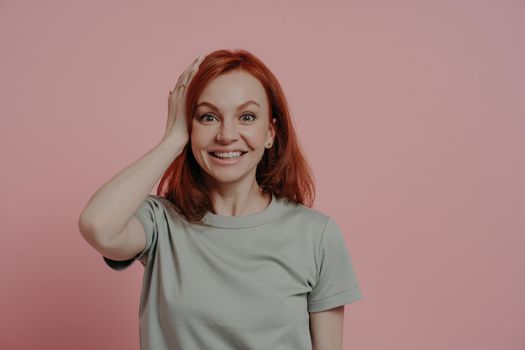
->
<box><xmin>157</xmin><ymin>49</ymin><xmax>315</xmax><ymax>224</ymax></box>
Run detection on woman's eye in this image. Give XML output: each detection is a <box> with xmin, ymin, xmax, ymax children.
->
<box><xmin>199</xmin><ymin>113</ymin><xmax>256</xmax><ymax>122</ymax></box>
<box><xmin>199</xmin><ymin>114</ymin><xmax>216</xmax><ymax>122</ymax></box>
<box><xmin>241</xmin><ymin>113</ymin><xmax>256</xmax><ymax>122</ymax></box>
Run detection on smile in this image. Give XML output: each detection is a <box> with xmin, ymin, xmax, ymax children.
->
<box><xmin>208</xmin><ymin>151</ymin><xmax>248</xmax><ymax>164</ymax></box>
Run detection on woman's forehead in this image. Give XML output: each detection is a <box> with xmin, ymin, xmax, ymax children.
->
<box><xmin>197</xmin><ymin>71</ymin><xmax>268</xmax><ymax>109</ymax></box>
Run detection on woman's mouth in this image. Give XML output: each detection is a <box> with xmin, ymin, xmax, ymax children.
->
<box><xmin>208</xmin><ymin>150</ymin><xmax>248</xmax><ymax>164</ymax></box>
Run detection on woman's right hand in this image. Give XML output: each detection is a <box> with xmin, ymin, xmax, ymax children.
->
<box><xmin>161</xmin><ymin>52</ymin><xmax>207</xmax><ymax>145</ymax></box>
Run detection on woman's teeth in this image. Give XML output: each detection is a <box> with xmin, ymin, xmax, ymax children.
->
<box><xmin>211</xmin><ymin>151</ymin><xmax>244</xmax><ymax>159</ymax></box>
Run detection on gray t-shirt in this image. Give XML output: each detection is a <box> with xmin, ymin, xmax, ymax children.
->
<box><xmin>103</xmin><ymin>193</ymin><xmax>362</xmax><ymax>350</ymax></box>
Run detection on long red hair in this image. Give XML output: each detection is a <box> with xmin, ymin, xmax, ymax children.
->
<box><xmin>157</xmin><ymin>48</ymin><xmax>315</xmax><ymax>224</ymax></box>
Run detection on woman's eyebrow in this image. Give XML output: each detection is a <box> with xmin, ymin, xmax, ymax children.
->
<box><xmin>196</xmin><ymin>100</ymin><xmax>260</xmax><ymax>111</ymax></box>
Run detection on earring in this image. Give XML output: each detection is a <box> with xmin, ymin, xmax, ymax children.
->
<box><xmin>265</xmin><ymin>141</ymin><xmax>273</xmax><ymax>148</ymax></box>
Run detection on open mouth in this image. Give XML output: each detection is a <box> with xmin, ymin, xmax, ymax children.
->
<box><xmin>208</xmin><ymin>151</ymin><xmax>248</xmax><ymax>160</ymax></box>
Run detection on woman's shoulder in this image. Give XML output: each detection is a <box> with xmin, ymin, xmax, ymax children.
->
<box><xmin>140</xmin><ymin>195</ymin><xmax>178</xmax><ymax>216</ymax></box>
<box><xmin>278</xmin><ymin>198</ymin><xmax>331</xmax><ymax>231</ymax></box>
<box><xmin>141</xmin><ymin>194</ymin><xmax>168</xmax><ymax>207</ymax></box>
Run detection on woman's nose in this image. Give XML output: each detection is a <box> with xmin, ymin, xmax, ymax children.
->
<box><xmin>216</xmin><ymin>120</ymin><xmax>239</xmax><ymax>142</ymax></box>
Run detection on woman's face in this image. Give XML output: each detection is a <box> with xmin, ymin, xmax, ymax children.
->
<box><xmin>191</xmin><ymin>70</ymin><xmax>276</xmax><ymax>186</ymax></box>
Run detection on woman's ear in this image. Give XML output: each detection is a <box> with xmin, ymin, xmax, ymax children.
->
<box><xmin>270</xmin><ymin>118</ymin><xmax>277</xmax><ymax>139</ymax></box>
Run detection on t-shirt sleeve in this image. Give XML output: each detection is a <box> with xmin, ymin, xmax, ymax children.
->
<box><xmin>307</xmin><ymin>217</ymin><xmax>363</xmax><ymax>312</ymax></box>
<box><xmin>102</xmin><ymin>195</ymin><xmax>161</xmax><ymax>271</ymax></box>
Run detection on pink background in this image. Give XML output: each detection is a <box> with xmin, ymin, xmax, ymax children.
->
<box><xmin>1</xmin><ymin>0</ymin><xmax>524</xmax><ymax>349</ymax></box>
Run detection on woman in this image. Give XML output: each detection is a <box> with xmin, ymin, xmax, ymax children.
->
<box><xmin>79</xmin><ymin>49</ymin><xmax>362</xmax><ymax>350</ymax></box>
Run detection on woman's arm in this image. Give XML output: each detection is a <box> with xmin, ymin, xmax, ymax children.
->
<box><xmin>309</xmin><ymin>306</ymin><xmax>345</xmax><ymax>350</ymax></box>
<box><xmin>78</xmin><ymin>136</ymin><xmax>185</xmax><ymax>248</ymax></box>
<box><xmin>78</xmin><ymin>53</ymin><xmax>206</xmax><ymax>251</ymax></box>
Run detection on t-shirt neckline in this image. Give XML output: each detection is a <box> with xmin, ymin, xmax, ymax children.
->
<box><xmin>202</xmin><ymin>193</ymin><xmax>279</xmax><ymax>228</ymax></box>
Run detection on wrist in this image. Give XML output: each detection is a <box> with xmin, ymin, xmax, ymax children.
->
<box><xmin>158</xmin><ymin>134</ymin><xmax>188</xmax><ymax>153</ymax></box>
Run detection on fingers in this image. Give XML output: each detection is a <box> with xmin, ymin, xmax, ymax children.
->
<box><xmin>173</xmin><ymin>72</ymin><xmax>186</xmax><ymax>92</ymax></box>
<box><xmin>192</xmin><ymin>52</ymin><xmax>206</xmax><ymax>65</ymax></box>
<box><xmin>185</xmin><ymin>53</ymin><xmax>206</xmax><ymax>84</ymax></box>
<box><xmin>173</xmin><ymin>57</ymin><xmax>197</xmax><ymax>91</ymax></box>
<box><xmin>172</xmin><ymin>52</ymin><xmax>207</xmax><ymax>92</ymax></box>
<box><xmin>180</xmin><ymin>52</ymin><xmax>206</xmax><ymax>87</ymax></box>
